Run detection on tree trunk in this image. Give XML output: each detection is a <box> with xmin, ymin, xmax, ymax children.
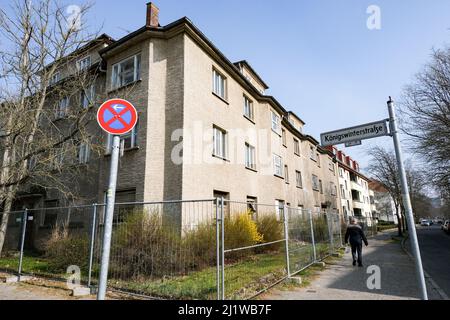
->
<box><xmin>395</xmin><ymin>206</ymin><xmax>403</xmax><ymax>237</ymax></box>
<box><xmin>0</xmin><ymin>190</ymin><xmax>14</xmax><ymax>257</ymax></box>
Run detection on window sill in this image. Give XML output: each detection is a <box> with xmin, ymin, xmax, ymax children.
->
<box><xmin>294</xmin><ymin>153</ymin><xmax>300</xmax><ymax>157</ymax></box>
<box><xmin>271</xmin><ymin>129</ymin><xmax>282</xmax><ymax>137</ymax></box>
<box><xmin>105</xmin><ymin>146</ymin><xmax>140</xmax><ymax>157</ymax></box>
<box><xmin>274</xmin><ymin>174</ymin><xmax>284</xmax><ymax>180</ymax></box>
<box><xmin>212</xmin><ymin>92</ymin><xmax>229</xmax><ymax>105</ymax></box>
<box><xmin>212</xmin><ymin>154</ymin><xmax>230</xmax><ymax>162</ymax></box>
<box><xmin>243</xmin><ymin>115</ymin><xmax>255</xmax><ymax>124</ymax></box>
<box><xmin>108</xmin><ymin>79</ymin><xmax>142</xmax><ymax>94</ymax></box>
<box><xmin>296</xmin><ymin>186</ymin><xmax>303</xmax><ymax>189</ymax></box>
<box><xmin>245</xmin><ymin>166</ymin><xmax>258</xmax><ymax>173</ymax></box>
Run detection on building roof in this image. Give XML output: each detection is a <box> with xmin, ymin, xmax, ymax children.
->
<box><xmin>233</xmin><ymin>60</ymin><xmax>269</xmax><ymax>90</ymax></box>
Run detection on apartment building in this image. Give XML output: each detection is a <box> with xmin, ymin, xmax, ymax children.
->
<box><xmin>369</xmin><ymin>180</ymin><xmax>399</xmax><ymax>224</ymax></box>
<box><xmin>7</xmin><ymin>3</ymin><xmax>343</xmax><ymax>239</ymax></box>
<box><xmin>325</xmin><ymin>146</ymin><xmax>373</xmax><ymax>221</ymax></box>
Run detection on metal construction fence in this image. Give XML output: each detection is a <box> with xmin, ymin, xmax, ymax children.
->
<box><xmin>0</xmin><ymin>199</ymin><xmax>377</xmax><ymax>300</ymax></box>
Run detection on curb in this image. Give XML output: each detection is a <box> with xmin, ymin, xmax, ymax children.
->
<box><xmin>400</xmin><ymin>235</ymin><xmax>449</xmax><ymax>300</ymax></box>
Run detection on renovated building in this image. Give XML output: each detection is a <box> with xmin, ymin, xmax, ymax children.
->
<box><xmin>369</xmin><ymin>180</ymin><xmax>399</xmax><ymax>224</ymax></box>
<box><xmin>325</xmin><ymin>146</ymin><xmax>374</xmax><ymax>221</ymax></box>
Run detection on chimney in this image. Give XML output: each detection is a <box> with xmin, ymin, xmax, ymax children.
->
<box><xmin>146</xmin><ymin>2</ymin><xmax>160</xmax><ymax>28</ymax></box>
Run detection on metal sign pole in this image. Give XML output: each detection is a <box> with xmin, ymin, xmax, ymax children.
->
<box><xmin>97</xmin><ymin>135</ymin><xmax>121</xmax><ymax>300</ymax></box>
<box><xmin>387</xmin><ymin>97</ymin><xmax>428</xmax><ymax>300</ymax></box>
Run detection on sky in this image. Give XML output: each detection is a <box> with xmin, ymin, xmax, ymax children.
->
<box><xmin>1</xmin><ymin>0</ymin><xmax>449</xmax><ymax>174</ymax></box>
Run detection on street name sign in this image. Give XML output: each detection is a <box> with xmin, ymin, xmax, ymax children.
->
<box><xmin>345</xmin><ymin>140</ymin><xmax>362</xmax><ymax>148</ymax></box>
<box><xmin>320</xmin><ymin>120</ymin><xmax>389</xmax><ymax>147</ymax></box>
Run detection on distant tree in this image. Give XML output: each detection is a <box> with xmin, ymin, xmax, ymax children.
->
<box><xmin>400</xmin><ymin>47</ymin><xmax>450</xmax><ymax>205</ymax></box>
<box><xmin>367</xmin><ymin>147</ymin><xmax>404</xmax><ymax>236</ymax></box>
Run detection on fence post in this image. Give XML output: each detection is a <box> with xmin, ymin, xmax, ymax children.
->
<box><xmin>220</xmin><ymin>197</ymin><xmax>225</xmax><ymax>300</ymax></box>
<box><xmin>215</xmin><ymin>198</ymin><xmax>220</xmax><ymax>301</ymax></box>
<box><xmin>326</xmin><ymin>212</ymin><xmax>334</xmax><ymax>254</ymax></box>
<box><xmin>18</xmin><ymin>208</ymin><xmax>28</xmax><ymax>281</ymax></box>
<box><xmin>308</xmin><ymin>209</ymin><xmax>317</xmax><ymax>262</ymax></box>
<box><xmin>283</xmin><ymin>204</ymin><xmax>291</xmax><ymax>277</ymax></box>
<box><xmin>87</xmin><ymin>203</ymin><xmax>97</xmax><ymax>289</ymax></box>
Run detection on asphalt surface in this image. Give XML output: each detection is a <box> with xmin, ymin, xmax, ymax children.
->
<box><xmin>407</xmin><ymin>224</ymin><xmax>450</xmax><ymax>299</ymax></box>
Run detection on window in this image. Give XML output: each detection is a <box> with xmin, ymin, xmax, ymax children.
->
<box><xmin>294</xmin><ymin>138</ymin><xmax>300</xmax><ymax>155</ymax></box>
<box><xmin>282</xmin><ymin>129</ymin><xmax>287</xmax><ymax>146</ymax></box>
<box><xmin>330</xmin><ymin>182</ymin><xmax>337</xmax><ymax>196</ymax></box>
<box><xmin>273</xmin><ymin>154</ymin><xmax>283</xmax><ymax>177</ymax></box>
<box><xmin>77</xmin><ymin>143</ymin><xmax>90</xmax><ymax>164</ymax></box>
<box><xmin>310</xmin><ymin>146</ymin><xmax>316</xmax><ymax>161</ymax></box>
<box><xmin>56</xmin><ymin>97</ymin><xmax>69</xmax><ymax>118</ymax></box>
<box><xmin>340</xmin><ymin>185</ymin><xmax>346</xmax><ymax>198</ymax></box>
<box><xmin>49</xmin><ymin>72</ymin><xmax>61</xmax><ymax>86</ymax></box>
<box><xmin>339</xmin><ymin>168</ymin><xmax>344</xmax><ymax>178</ymax></box>
<box><xmin>284</xmin><ymin>165</ymin><xmax>289</xmax><ymax>183</ymax></box>
<box><xmin>317</xmin><ymin>153</ymin><xmax>321</xmax><ymax>166</ymax></box>
<box><xmin>275</xmin><ymin>200</ymin><xmax>285</xmax><ymax>221</ymax></box>
<box><xmin>329</xmin><ymin>161</ymin><xmax>335</xmax><ymax>173</ymax></box>
<box><xmin>247</xmin><ymin>196</ymin><xmax>257</xmax><ymax>218</ymax></box>
<box><xmin>107</xmin><ymin>123</ymin><xmax>138</xmax><ymax>153</ymax></box>
<box><xmin>271</xmin><ymin>111</ymin><xmax>280</xmax><ymax>133</ymax></box>
<box><xmin>243</xmin><ymin>95</ymin><xmax>254</xmax><ymax>121</ymax></box>
<box><xmin>102</xmin><ymin>189</ymin><xmax>136</xmax><ymax>225</ymax></box>
<box><xmin>77</xmin><ymin>56</ymin><xmax>91</xmax><ymax>71</ymax></box>
<box><xmin>213</xmin><ymin>126</ymin><xmax>227</xmax><ymax>159</ymax></box>
<box><xmin>81</xmin><ymin>85</ymin><xmax>95</xmax><ymax>109</ymax></box>
<box><xmin>296</xmin><ymin>171</ymin><xmax>303</xmax><ymax>188</ymax></box>
<box><xmin>214</xmin><ymin>190</ymin><xmax>230</xmax><ymax>216</ymax></box>
<box><xmin>245</xmin><ymin>143</ymin><xmax>256</xmax><ymax>170</ymax></box>
<box><xmin>212</xmin><ymin>68</ymin><xmax>227</xmax><ymax>99</ymax></box>
<box><xmin>312</xmin><ymin>174</ymin><xmax>320</xmax><ymax>191</ymax></box>
<box><xmin>112</xmin><ymin>54</ymin><xmax>141</xmax><ymax>89</ymax></box>
<box><xmin>319</xmin><ymin>180</ymin><xmax>323</xmax><ymax>194</ymax></box>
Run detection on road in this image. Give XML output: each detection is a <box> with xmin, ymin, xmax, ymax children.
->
<box><xmin>408</xmin><ymin>225</ymin><xmax>450</xmax><ymax>299</ymax></box>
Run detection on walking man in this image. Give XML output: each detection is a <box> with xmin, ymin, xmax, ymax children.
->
<box><xmin>345</xmin><ymin>218</ymin><xmax>368</xmax><ymax>267</ymax></box>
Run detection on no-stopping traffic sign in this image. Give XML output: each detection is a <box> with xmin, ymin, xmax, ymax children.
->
<box><xmin>97</xmin><ymin>99</ymin><xmax>138</xmax><ymax>135</ymax></box>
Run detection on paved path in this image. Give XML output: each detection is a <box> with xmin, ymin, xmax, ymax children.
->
<box><xmin>405</xmin><ymin>225</ymin><xmax>450</xmax><ymax>299</ymax></box>
<box><xmin>265</xmin><ymin>230</ymin><xmax>442</xmax><ymax>300</ymax></box>
<box><xmin>0</xmin><ymin>282</ymin><xmax>79</xmax><ymax>300</ymax></box>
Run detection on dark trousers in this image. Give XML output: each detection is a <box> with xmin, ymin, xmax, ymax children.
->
<box><xmin>351</xmin><ymin>242</ymin><xmax>363</xmax><ymax>265</ymax></box>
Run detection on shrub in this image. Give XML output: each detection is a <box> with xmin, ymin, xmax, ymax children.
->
<box><xmin>224</xmin><ymin>211</ymin><xmax>263</xmax><ymax>260</ymax></box>
<box><xmin>110</xmin><ymin>209</ymin><xmax>183</xmax><ymax>279</ymax></box>
<box><xmin>183</xmin><ymin>222</ymin><xmax>217</xmax><ymax>270</ymax></box>
<box><xmin>44</xmin><ymin>226</ymin><xmax>89</xmax><ymax>273</ymax></box>
<box><xmin>256</xmin><ymin>214</ymin><xmax>283</xmax><ymax>252</ymax></box>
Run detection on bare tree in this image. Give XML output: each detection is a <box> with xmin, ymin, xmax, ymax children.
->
<box><xmin>367</xmin><ymin>147</ymin><xmax>404</xmax><ymax>236</ymax></box>
<box><xmin>400</xmin><ymin>47</ymin><xmax>450</xmax><ymax>203</ymax></box>
<box><xmin>0</xmin><ymin>0</ymin><xmax>103</xmax><ymax>255</ymax></box>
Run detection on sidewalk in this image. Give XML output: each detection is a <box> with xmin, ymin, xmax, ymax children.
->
<box><xmin>264</xmin><ymin>230</ymin><xmax>442</xmax><ymax>300</ymax></box>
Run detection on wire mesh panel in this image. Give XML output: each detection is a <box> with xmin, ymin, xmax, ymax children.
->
<box><xmin>222</xmin><ymin>201</ymin><xmax>287</xmax><ymax>300</ymax></box>
<box><xmin>90</xmin><ymin>200</ymin><xmax>218</xmax><ymax>300</ymax></box>
<box><xmin>311</xmin><ymin>210</ymin><xmax>332</xmax><ymax>260</ymax></box>
<box><xmin>327</xmin><ymin>212</ymin><xmax>343</xmax><ymax>251</ymax></box>
<box><xmin>0</xmin><ymin>210</ymin><xmax>26</xmax><ymax>274</ymax></box>
<box><xmin>287</xmin><ymin>208</ymin><xmax>315</xmax><ymax>275</ymax></box>
<box><xmin>20</xmin><ymin>205</ymin><xmax>95</xmax><ymax>282</ymax></box>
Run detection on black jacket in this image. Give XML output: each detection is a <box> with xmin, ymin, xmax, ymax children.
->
<box><xmin>345</xmin><ymin>224</ymin><xmax>368</xmax><ymax>246</ymax></box>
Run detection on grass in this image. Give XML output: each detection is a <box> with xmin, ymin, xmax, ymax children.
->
<box><xmin>0</xmin><ymin>243</ymin><xmax>337</xmax><ymax>300</ymax></box>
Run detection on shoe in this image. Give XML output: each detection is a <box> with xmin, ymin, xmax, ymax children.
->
<box><xmin>352</xmin><ymin>260</ymin><xmax>356</xmax><ymax>266</ymax></box>
<box><xmin>358</xmin><ymin>263</ymin><xmax>363</xmax><ymax>267</ymax></box>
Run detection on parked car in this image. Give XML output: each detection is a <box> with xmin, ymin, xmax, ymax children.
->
<box><xmin>421</xmin><ymin>220</ymin><xmax>432</xmax><ymax>226</ymax></box>
<box><xmin>442</xmin><ymin>220</ymin><xmax>450</xmax><ymax>233</ymax></box>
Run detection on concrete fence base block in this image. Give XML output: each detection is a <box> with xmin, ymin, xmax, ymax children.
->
<box><xmin>287</xmin><ymin>277</ymin><xmax>302</xmax><ymax>285</ymax></box>
<box><xmin>71</xmin><ymin>286</ymin><xmax>92</xmax><ymax>297</ymax></box>
<box><xmin>314</xmin><ymin>262</ymin><xmax>326</xmax><ymax>267</ymax></box>
<box><xmin>332</xmin><ymin>253</ymin><xmax>340</xmax><ymax>257</ymax></box>
<box><xmin>1</xmin><ymin>275</ymin><xmax>32</xmax><ymax>283</ymax></box>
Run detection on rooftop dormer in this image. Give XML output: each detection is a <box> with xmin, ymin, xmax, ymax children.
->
<box><xmin>234</xmin><ymin>60</ymin><xmax>269</xmax><ymax>94</ymax></box>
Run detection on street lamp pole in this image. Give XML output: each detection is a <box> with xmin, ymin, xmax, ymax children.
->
<box><xmin>387</xmin><ymin>97</ymin><xmax>428</xmax><ymax>300</ymax></box>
